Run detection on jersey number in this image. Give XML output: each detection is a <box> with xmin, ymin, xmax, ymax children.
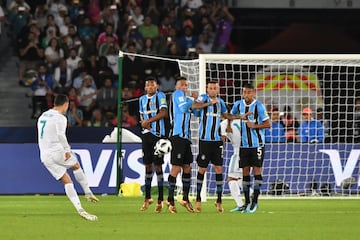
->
<box><xmin>39</xmin><ymin>120</ymin><xmax>47</xmax><ymax>139</ymax></box>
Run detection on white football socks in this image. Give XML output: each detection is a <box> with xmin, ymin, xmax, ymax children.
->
<box><xmin>229</xmin><ymin>180</ymin><xmax>243</xmax><ymax>207</ymax></box>
<box><xmin>73</xmin><ymin>168</ymin><xmax>92</xmax><ymax>196</ymax></box>
<box><xmin>64</xmin><ymin>183</ymin><xmax>83</xmax><ymax>212</ymax></box>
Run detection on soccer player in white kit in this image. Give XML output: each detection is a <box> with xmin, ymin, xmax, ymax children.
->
<box><xmin>37</xmin><ymin>94</ymin><xmax>99</xmax><ymax>221</ymax></box>
<box><xmin>220</xmin><ymin>118</ymin><xmax>248</xmax><ymax>212</ymax></box>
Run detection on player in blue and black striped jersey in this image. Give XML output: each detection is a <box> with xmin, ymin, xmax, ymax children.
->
<box><xmin>139</xmin><ymin>76</ymin><xmax>168</xmax><ymax>213</ymax></box>
<box><xmin>166</xmin><ymin>76</ymin><xmax>202</xmax><ymax>214</ymax></box>
<box><xmin>192</xmin><ymin>81</ymin><xmax>229</xmax><ymax>213</ymax></box>
<box><xmin>230</xmin><ymin>83</ymin><xmax>271</xmax><ymax>213</ymax></box>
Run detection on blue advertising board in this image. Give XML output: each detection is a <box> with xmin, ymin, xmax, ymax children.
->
<box><xmin>0</xmin><ymin>143</ymin><xmax>359</xmax><ymax>194</ymax></box>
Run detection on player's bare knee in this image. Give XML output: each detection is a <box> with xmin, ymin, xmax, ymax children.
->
<box><xmin>228</xmin><ymin>177</ymin><xmax>239</xmax><ymax>182</ymax></box>
<box><xmin>71</xmin><ymin>162</ymin><xmax>81</xmax><ymax>171</ymax></box>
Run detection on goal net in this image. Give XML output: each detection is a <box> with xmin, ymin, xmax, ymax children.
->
<box><xmin>120</xmin><ymin>53</ymin><xmax>360</xmax><ymax>198</ymax></box>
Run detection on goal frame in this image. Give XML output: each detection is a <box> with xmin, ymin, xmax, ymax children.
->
<box><xmin>196</xmin><ymin>53</ymin><xmax>360</xmax><ymax>199</ymax></box>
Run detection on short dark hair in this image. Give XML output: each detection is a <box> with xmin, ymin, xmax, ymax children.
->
<box><xmin>145</xmin><ymin>76</ymin><xmax>157</xmax><ymax>83</ymax></box>
<box><xmin>54</xmin><ymin>94</ymin><xmax>69</xmax><ymax>106</ymax></box>
<box><xmin>207</xmin><ymin>80</ymin><xmax>218</xmax><ymax>85</ymax></box>
<box><xmin>176</xmin><ymin>76</ymin><xmax>187</xmax><ymax>82</ymax></box>
<box><xmin>243</xmin><ymin>83</ymin><xmax>254</xmax><ymax>89</ymax></box>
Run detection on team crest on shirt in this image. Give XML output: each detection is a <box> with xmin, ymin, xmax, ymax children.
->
<box><xmin>178</xmin><ymin>96</ymin><xmax>185</xmax><ymax>102</ymax></box>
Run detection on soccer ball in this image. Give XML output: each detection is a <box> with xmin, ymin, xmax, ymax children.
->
<box><xmin>154</xmin><ymin>139</ymin><xmax>172</xmax><ymax>156</ymax></box>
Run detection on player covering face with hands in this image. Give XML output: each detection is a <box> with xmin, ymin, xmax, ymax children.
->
<box><xmin>37</xmin><ymin>94</ymin><xmax>99</xmax><ymax>221</ymax></box>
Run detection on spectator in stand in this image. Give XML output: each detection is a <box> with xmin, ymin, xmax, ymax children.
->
<box><xmin>299</xmin><ymin>107</ymin><xmax>324</xmax><ymax>144</ymax></box>
<box><xmin>98</xmin><ymin>33</ymin><xmax>121</xmax><ymax>57</ymax></box>
<box><xmin>41</xmin><ymin>25</ymin><xmax>58</xmax><ymax>49</ymax></box>
<box><xmin>123</xmin><ymin>42</ymin><xmax>145</xmax><ymax>89</ymax></box>
<box><xmin>66</xmin><ymin>48</ymin><xmax>82</xmax><ymax>74</ymax></box>
<box><xmin>97</xmin><ymin>78</ymin><xmax>117</xmax><ymax>115</ymax></box>
<box><xmin>145</xmin><ymin>0</ymin><xmax>160</xmax><ymax>25</ymax></box>
<box><xmin>18</xmin><ymin>31</ymin><xmax>44</xmax><ymax>86</ymax></box>
<box><xmin>87</xmin><ymin>0</ymin><xmax>101</xmax><ymax>25</ymax></box>
<box><xmin>47</xmin><ymin>0</ymin><xmax>65</xmax><ymax>20</ymax></box>
<box><xmin>129</xmin><ymin>5</ymin><xmax>144</xmax><ymax>27</ymax></box>
<box><xmin>158</xmin><ymin>68</ymin><xmax>176</xmax><ymax>94</ymax></box>
<box><xmin>30</xmin><ymin>64</ymin><xmax>54</xmax><ymax>119</ymax></box>
<box><xmin>121</xmin><ymin>19</ymin><xmax>143</xmax><ymax>52</ymax></box>
<box><xmin>181</xmin><ymin>0</ymin><xmax>203</xmax><ymax>9</ymax></box>
<box><xmin>265</xmin><ymin>106</ymin><xmax>286</xmax><ymax>143</ymax></box>
<box><xmin>96</xmin><ymin>23</ymin><xmax>119</xmax><ymax>49</ymax></box>
<box><xmin>42</xmin><ymin>14</ymin><xmax>60</xmax><ymax>42</ymax></box>
<box><xmin>69</xmin><ymin>0</ymin><xmax>82</xmax><ymax>22</ymax></box>
<box><xmin>196</xmin><ymin>31</ymin><xmax>213</xmax><ymax>54</ymax></box>
<box><xmin>8</xmin><ymin>5</ymin><xmax>31</xmax><ymax>41</ymax></box>
<box><xmin>71</xmin><ymin>35</ymin><xmax>85</xmax><ymax>58</ymax></box>
<box><xmin>53</xmin><ymin>58</ymin><xmax>72</xmax><ymax>95</ymax></box>
<box><xmin>111</xmin><ymin>106</ymin><xmax>138</xmax><ymax>128</ymax></box>
<box><xmin>72</xmin><ymin>61</ymin><xmax>86</xmax><ymax>81</ymax></box>
<box><xmin>141</xmin><ymin>37</ymin><xmax>158</xmax><ymax>72</ymax></box>
<box><xmin>66</xmin><ymin>100</ymin><xmax>84</xmax><ymax>127</ymax></box>
<box><xmin>100</xmin><ymin>4</ymin><xmax>120</xmax><ymax>33</ymax></box>
<box><xmin>281</xmin><ymin>105</ymin><xmax>299</xmax><ymax>142</ymax></box>
<box><xmin>44</xmin><ymin>37</ymin><xmax>64</xmax><ymax>74</ymax></box>
<box><xmin>179</xmin><ymin>25</ymin><xmax>198</xmax><ymax>55</ymax></box>
<box><xmin>53</xmin><ymin>4</ymin><xmax>68</xmax><ymax>31</ymax></box>
<box><xmin>59</xmin><ymin>14</ymin><xmax>72</xmax><ymax>37</ymax></box>
<box><xmin>8</xmin><ymin>0</ymin><xmax>31</xmax><ymax>13</ymax></box>
<box><xmin>78</xmin><ymin>75</ymin><xmax>98</xmax><ymax>120</ymax></box>
<box><xmin>138</xmin><ymin>15</ymin><xmax>159</xmax><ymax>41</ymax></box>
<box><xmin>93</xmin><ymin>56</ymin><xmax>114</xmax><ymax>88</ymax></box>
<box><xmin>87</xmin><ymin>108</ymin><xmax>109</xmax><ymax>127</ymax></box>
<box><xmin>68</xmin><ymin>87</ymin><xmax>80</xmax><ymax>107</ymax></box>
<box><xmin>73</xmin><ymin>69</ymin><xmax>96</xmax><ymax>91</ymax></box>
<box><xmin>158</xmin><ymin>15</ymin><xmax>176</xmax><ymax>39</ymax></box>
<box><xmin>210</xmin><ymin>4</ymin><xmax>234</xmax><ymax>53</ymax></box>
<box><xmin>78</xmin><ymin>16</ymin><xmax>98</xmax><ymax>57</ymax></box>
<box><xmin>122</xmin><ymin>86</ymin><xmax>133</xmax><ymax>102</ymax></box>
<box><xmin>157</xmin><ymin>27</ymin><xmax>179</xmax><ymax>55</ymax></box>
<box><xmin>62</xmin><ymin>25</ymin><xmax>78</xmax><ymax>54</ymax></box>
<box><xmin>34</xmin><ymin>4</ymin><xmax>48</xmax><ymax>31</ymax></box>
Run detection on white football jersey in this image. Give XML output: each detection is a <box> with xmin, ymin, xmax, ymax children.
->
<box><xmin>37</xmin><ymin>109</ymin><xmax>71</xmax><ymax>161</ymax></box>
<box><xmin>220</xmin><ymin>119</ymin><xmax>242</xmax><ymax>154</ymax></box>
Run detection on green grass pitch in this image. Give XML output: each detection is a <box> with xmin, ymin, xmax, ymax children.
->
<box><xmin>0</xmin><ymin>195</ymin><xmax>359</xmax><ymax>240</ymax></box>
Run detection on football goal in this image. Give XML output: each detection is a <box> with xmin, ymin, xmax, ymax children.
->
<box><xmin>118</xmin><ymin>52</ymin><xmax>360</xmax><ymax>198</ymax></box>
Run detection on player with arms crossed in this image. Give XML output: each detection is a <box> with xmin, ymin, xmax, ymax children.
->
<box><xmin>166</xmin><ymin>76</ymin><xmax>199</xmax><ymax>213</ymax></box>
<box><xmin>230</xmin><ymin>83</ymin><xmax>270</xmax><ymax>213</ymax></box>
<box><xmin>139</xmin><ymin>76</ymin><xmax>168</xmax><ymax>213</ymax></box>
<box><xmin>37</xmin><ymin>94</ymin><xmax>99</xmax><ymax>221</ymax></box>
<box><xmin>193</xmin><ymin>81</ymin><xmax>228</xmax><ymax>213</ymax></box>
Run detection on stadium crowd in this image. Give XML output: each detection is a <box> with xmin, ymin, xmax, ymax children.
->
<box><xmin>4</xmin><ymin>0</ymin><xmax>235</xmax><ymax>127</ymax></box>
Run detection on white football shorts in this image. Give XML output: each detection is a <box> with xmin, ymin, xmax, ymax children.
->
<box><xmin>42</xmin><ymin>151</ymin><xmax>78</xmax><ymax>180</ymax></box>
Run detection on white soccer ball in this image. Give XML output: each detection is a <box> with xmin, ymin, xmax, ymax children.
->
<box><xmin>154</xmin><ymin>139</ymin><xmax>172</xmax><ymax>156</ymax></box>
